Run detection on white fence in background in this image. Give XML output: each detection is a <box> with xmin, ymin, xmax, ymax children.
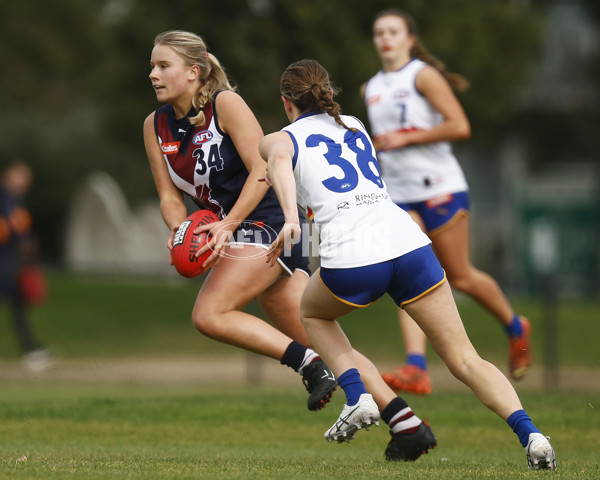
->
<box><xmin>64</xmin><ymin>172</ymin><xmax>173</xmax><ymax>275</ymax></box>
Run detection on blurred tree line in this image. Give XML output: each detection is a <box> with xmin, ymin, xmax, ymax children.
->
<box><xmin>1</xmin><ymin>0</ymin><xmax>598</xmax><ymax>261</ymax></box>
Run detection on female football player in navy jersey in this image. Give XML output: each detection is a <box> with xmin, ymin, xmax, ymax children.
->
<box><xmin>361</xmin><ymin>9</ymin><xmax>531</xmax><ymax>394</ymax></box>
<box><xmin>143</xmin><ymin>30</ymin><xmax>338</xmax><ymax>412</ymax></box>
<box><xmin>260</xmin><ymin>59</ymin><xmax>555</xmax><ymax>470</ymax></box>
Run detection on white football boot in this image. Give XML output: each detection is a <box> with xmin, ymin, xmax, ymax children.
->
<box><xmin>526</xmin><ymin>433</ymin><xmax>557</xmax><ymax>470</ymax></box>
<box><xmin>324</xmin><ymin>393</ymin><xmax>380</xmax><ymax>443</ymax></box>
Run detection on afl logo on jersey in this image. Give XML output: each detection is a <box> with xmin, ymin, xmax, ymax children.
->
<box><xmin>393</xmin><ymin>89</ymin><xmax>409</xmax><ymax>99</ymax></box>
<box><xmin>193</xmin><ymin>130</ymin><xmax>213</xmax><ymax>145</ymax></box>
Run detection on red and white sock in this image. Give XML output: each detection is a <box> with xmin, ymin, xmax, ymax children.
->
<box><xmin>298</xmin><ymin>349</ymin><xmax>320</xmax><ymax>374</ymax></box>
<box><xmin>389</xmin><ymin>406</ymin><xmax>422</xmax><ymax>434</ymax></box>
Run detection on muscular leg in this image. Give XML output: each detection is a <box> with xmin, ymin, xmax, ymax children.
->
<box><xmin>396</xmin><ymin>211</ymin><xmax>428</xmax><ymax>356</ymax></box>
<box><xmin>256</xmin><ymin>270</ymin><xmax>311</xmax><ymax>346</ymax></box>
<box><xmin>405</xmin><ymin>281</ymin><xmax>522</xmax><ymax>420</ymax></box>
<box><xmin>398</xmin><ymin>307</ymin><xmax>427</xmax><ymax>356</ymax></box>
<box><xmin>301</xmin><ymin>269</ymin><xmax>397</xmax><ymax>410</ymax></box>
<box><xmin>384</xmin><ymin>211</ymin><xmax>431</xmax><ymax>395</ymax></box>
<box><xmin>300</xmin><ymin>271</ymin><xmax>357</xmax><ymax>376</ymax></box>
<box><xmin>192</xmin><ymin>245</ymin><xmax>296</xmax><ymax>360</ymax></box>
<box><xmin>432</xmin><ymin>215</ymin><xmax>514</xmax><ymax>326</ymax></box>
<box><xmin>301</xmin><ymin>269</ymin><xmax>436</xmax><ymax>456</ymax></box>
<box><xmin>260</xmin><ymin>269</ymin><xmax>398</xmax><ymax>408</ymax></box>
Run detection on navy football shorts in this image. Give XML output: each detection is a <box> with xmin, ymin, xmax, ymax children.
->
<box><xmin>227</xmin><ymin>212</ymin><xmax>310</xmax><ymax>277</ymax></box>
<box><xmin>396</xmin><ymin>191</ymin><xmax>469</xmax><ymax>234</ymax></box>
<box><xmin>319</xmin><ymin>245</ymin><xmax>445</xmax><ymax>308</ymax></box>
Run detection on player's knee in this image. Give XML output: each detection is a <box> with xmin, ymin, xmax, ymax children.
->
<box><xmin>447</xmin><ymin>350</ymin><xmax>480</xmax><ymax>381</ymax></box>
<box><xmin>191</xmin><ymin>308</ymin><xmax>222</xmax><ymax>339</ymax></box>
<box><xmin>447</xmin><ymin>272</ymin><xmax>473</xmax><ymax>294</ymax></box>
<box><xmin>300</xmin><ymin>314</ymin><xmax>315</xmax><ymax>329</ymax></box>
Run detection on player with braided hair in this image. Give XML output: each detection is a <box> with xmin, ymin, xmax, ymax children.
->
<box><xmin>260</xmin><ymin>58</ymin><xmax>556</xmax><ymax>470</ymax></box>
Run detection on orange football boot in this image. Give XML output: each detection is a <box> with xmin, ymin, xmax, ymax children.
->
<box><xmin>382</xmin><ymin>364</ymin><xmax>432</xmax><ymax>395</ymax></box>
<box><xmin>509</xmin><ymin>317</ymin><xmax>532</xmax><ymax>380</ymax></box>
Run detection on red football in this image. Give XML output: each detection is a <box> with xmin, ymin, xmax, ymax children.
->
<box><xmin>172</xmin><ymin>209</ymin><xmax>219</xmax><ymax>278</ymax></box>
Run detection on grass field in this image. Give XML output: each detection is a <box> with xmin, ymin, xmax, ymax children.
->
<box><xmin>1</xmin><ymin>271</ymin><xmax>599</xmax><ymax>366</ymax></box>
<box><xmin>1</xmin><ymin>384</ymin><xmax>599</xmax><ymax>479</ymax></box>
<box><xmin>1</xmin><ymin>272</ymin><xmax>599</xmax><ymax>478</ymax></box>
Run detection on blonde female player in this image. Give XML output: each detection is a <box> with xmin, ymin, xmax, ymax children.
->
<box><xmin>143</xmin><ymin>30</ymin><xmax>338</xmax><ymax>411</ymax></box>
<box><xmin>361</xmin><ymin>9</ymin><xmax>531</xmax><ymax>394</ymax></box>
<box><xmin>260</xmin><ymin>58</ymin><xmax>556</xmax><ymax>470</ymax></box>
<box><xmin>144</xmin><ymin>33</ymin><xmax>436</xmax><ymax>462</ymax></box>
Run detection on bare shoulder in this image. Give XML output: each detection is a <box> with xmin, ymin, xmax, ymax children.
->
<box><xmin>143</xmin><ymin>111</ymin><xmax>156</xmax><ymax>129</ymax></box>
<box><xmin>416</xmin><ymin>65</ymin><xmax>449</xmax><ymax>92</ymax></box>
<box><xmin>214</xmin><ymin>90</ymin><xmax>259</xmax><ymax>134</ymax></box>
<box><xmin>214</xmin><ymin>89</ymin><xmax>247</xmax><ymax>110</ymax></box>
<box><xmin>259</xmin><ymin>131</ymin><xmax>294</xmax><ymax>160</ymax></box>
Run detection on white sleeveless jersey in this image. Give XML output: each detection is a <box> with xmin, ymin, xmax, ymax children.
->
<box><xmin>282</xmin><ymin>112</ymin><xmax>430</xmax><ymax>268</ymax></box>
<box><xmin>364</xmin><ymin>58</ymin><xmax>468</xmax><ymax>203</ymax></box>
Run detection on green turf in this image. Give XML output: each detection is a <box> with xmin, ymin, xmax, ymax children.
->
<box><xmin>0</xmin><ymin>385</ymin><xmax>598</xmax><ymax>479</ymax></box>
<box><xmin>1</xmin><ymin>271</ymin><xmax>599</xmax><ymax>367</ymax></box>
<box><xmin>1</xmin><ymin>272</ymin><xmax>599</xmax><ymax>478</ymax></box>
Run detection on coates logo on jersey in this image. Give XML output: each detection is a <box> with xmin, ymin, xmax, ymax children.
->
<box><xmin>161</xmin><ymin>142</ymin><xmax>180</xmax><ymax>154</ymax></box>
<box><xmin>365</xmin><ymin>95</ymin><xmax>381</xmax><ymax>107</ymax></box>
<box><xmin>193</xmin><ymin>130</ymin><xmax>213</xmax><ymax>145</ymax></box>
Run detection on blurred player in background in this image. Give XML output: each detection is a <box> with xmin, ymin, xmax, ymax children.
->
<box><xmin>143</xmin><ymin>30</ymin><xmax>338</xmax><ymax>412</ymax></box>
<box><xmin>261</xmin><ymin>58</ymin><xmax>556</xmax><ymax>470</ymax></box>
<box><xmin>361</xmin><ymin>9</ymin><xmax>531</xmax><ymax>394</ymax></box>
<box><xmin>0</xmin><ymin>161</ymin><xmax>52</xmax><ymax>372</ymax></box>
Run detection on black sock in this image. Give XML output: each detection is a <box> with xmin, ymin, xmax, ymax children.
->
<box><xmin>381</xmin><ymin>397</ymin><xmax>410</xmax><ymax>424</ymax></box>
<box><xmin>280</xmin><ymin>340</ymin><xmax>307</xmax><ymax>372</ymax></box>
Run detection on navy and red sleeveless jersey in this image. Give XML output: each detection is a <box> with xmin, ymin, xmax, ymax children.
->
<box><xmin>153</xmin><ymin>91</ymin><xmax>281</xmax><ymax>221</ymax></box>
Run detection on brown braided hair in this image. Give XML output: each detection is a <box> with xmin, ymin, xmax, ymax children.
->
<box><xmin>374</xmin><ymin>9</ymin><xmax>469</xmax><ymax>92</ymax></box>
<box><xmin>280</xmin><ymin>59</ymin><xmax>357</xmax><ymax>132</ymax></box>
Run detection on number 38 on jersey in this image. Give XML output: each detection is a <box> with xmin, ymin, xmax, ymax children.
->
<box><xmin>307</xmin><ymin>129</ymin><xmax>383</xmax><ymax>193</ymax></box>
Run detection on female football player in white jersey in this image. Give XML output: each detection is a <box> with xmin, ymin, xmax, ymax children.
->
<box><xmin>361</xmin><ymin>9</ymin><xmax>531</xmax><ymax>394</ymax></box>
<box><xmin>260</xmin><ymin>59</ymin><xmax>555</xmax><ymax>470</ymax></box>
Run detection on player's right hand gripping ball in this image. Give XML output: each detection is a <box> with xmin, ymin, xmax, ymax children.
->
<box><xmin>172</xmin><ymin>209</ymin><xmax>219</xmax><ymax>278</ymax></box>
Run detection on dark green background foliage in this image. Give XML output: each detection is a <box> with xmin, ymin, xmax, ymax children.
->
<box><xmin>1</xmin><ymin>0</ymin><xmax>599</xmax><ymax>259</ymax></box>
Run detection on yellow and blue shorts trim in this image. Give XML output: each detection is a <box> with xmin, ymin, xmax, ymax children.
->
<box><xmin>319</xmin><ymin>245</ymin><xmax>446</xmax><ymax>308</ymax></box>
<box><xmin>396</xmin><ymin>191</ymin><xmax>469</xmax><ymax>235</ymax></box>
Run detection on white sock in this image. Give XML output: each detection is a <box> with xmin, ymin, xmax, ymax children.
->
<box><xmin>298</xmin><ymin>349</ymin><xmax>320</xmax><ymax>374</ymax></box>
